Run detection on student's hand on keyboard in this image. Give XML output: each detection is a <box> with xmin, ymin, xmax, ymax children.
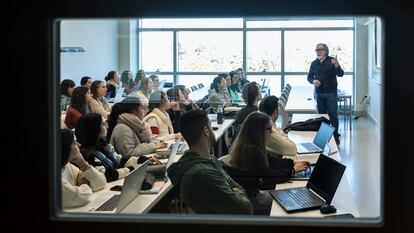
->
<box><xmin>174</xmin><ymin>133</ymin><xmax>182</xmax><ymax>140</ymax></box>
<box><xmin>148</xmin><ymin>156</ymin><xmax>163</xmax><ymax>165</ymax></box>
<box><xmin>294</xmin><ymin>161</ymin><xmax>310</xmax><ymax>173</ymax></box>
<box><xmin>155</xmin><ymin>142</ymin><xmax>168</xmax><ymax>149</ymax></box>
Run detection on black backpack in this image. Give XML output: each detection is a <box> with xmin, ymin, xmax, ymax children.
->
<box><xmin>283</xmin><ymin>116</ymin><xmax>331</xmax><ymax>133</ymax></box>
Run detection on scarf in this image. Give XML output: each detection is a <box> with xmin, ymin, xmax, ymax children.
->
<box><xmin>151</xmin><ymin>108</ymin><xmax>174</xmax><ymax>134</ymax></box>
<box><xmin>117</xmin><ymin>113</ymin><xmax>151</xmax><ymax>143</ymax></box>
<box><xmin>98</xmin><ymin>96</ymin><xmax>110</xmax><ymax>112</ymax></box>
<box><xmin>107</xmin><ymin>80</ymin><xmax>119</xmax><ymax>89</ymax></box>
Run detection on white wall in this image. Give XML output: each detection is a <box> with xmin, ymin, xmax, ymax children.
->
<box><xmin>117</xmin><ymin>20</ymin><xmax>139</xmax><ymax>74</ymax></box>
<box><xmin>60</xmin><ymin>20</ymin><xmax>119</xmax><ymax>85</ymax></box>
<box><xmin>366</xmin><ymin>17</ymin><xmax>383</xmax><ymax>126</ymax></box>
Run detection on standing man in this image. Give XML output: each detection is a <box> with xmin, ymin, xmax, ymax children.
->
<box><xmin>307</xmin><ymin>43</ymin><xmax>344</xmax><ymax>144</ymax></box>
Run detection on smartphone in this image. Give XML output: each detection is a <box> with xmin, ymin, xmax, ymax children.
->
<box><xmin>110</xmin><ymin>185</ymin><xmax>123</xmax><ymax>192</ymax></box>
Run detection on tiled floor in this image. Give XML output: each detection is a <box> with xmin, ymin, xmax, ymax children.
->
<box><xmin>336</xmin><ymin>115</ymin><xmax>381</xmax><ymax>218</ymax></box>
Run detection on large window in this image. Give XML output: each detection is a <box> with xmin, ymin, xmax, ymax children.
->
<box><xmin>178</xmin><ymin>32</ymin><xmax>243</xmax><ymax>72</ymax></box>
<box><xmin>138</xmin><ymin>18</ymin><xmax>354</xmax><ymax>99</ymax></box>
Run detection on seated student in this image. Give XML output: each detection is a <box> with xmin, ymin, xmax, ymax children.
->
<box><xmin>60</xmin><ymin>79</ymin><xmax>75</xmax><ymax>111</ymax></box>
<box><xmin>61</xmin><ymin>128</ymin><xmax>106</xmax><ymax>208</ymax></box>
<box><xmin>167</xmin><ymin>110</ymin><xmax>253</xmax><ymax>214</ymax></box>
<box><xmin>208</xmin><ymin>76</ymin><xmax>233</xmax><ymax>109</ymax></box>
<box><xmin>75</xmin><ymin>113</ymin><xmax>159</xmax><ymax>182</ymax></box>
<box><xmin>237</xmin><ymin>68</ymin><xmax>249</xmax><ymax>91</ymax></box>
<box><xmin>234</xmin><ymin>82</ymin><xmax>261</xmax><ymax>136</ymax></box>
<box><xmin>149</xmin><ymin>74</ymin><xmax>161</xmax><ymax>91</ymax></box>
<box><xmin>228</xmin><ymin>71</ymin><xmax>242</xmax><ymax>100</ymax></box>
<box><xmin>223</xmin><ymin>112</ymin><xmax>309</xmax><ymax>215</ymax></box>
<box><xmin>80</xmin><ymin>76</ymin><xmax>93</xmax><ymax>89</ymax></box>
<box><xmin>166</xmin><ymin>87</ymin><xmax>186</xmax><ymax>133</ymax></box>
<box><xmin>107</xmin><ymin>95</ymin><xmax>167</xmax><ymax>159</ymax></box>
<box><xmin>143</xmin><ymin>91</ymin><xmax>181</xmax><ymax>141</ymax></box>
<box><xmin>134</xmin><ymin>77</ymin><xmax>153</xmax><ymax>99</ymax></box>
<box><xmin>174</xmin><ymin>85</ymin><xmax>199</xmax><ymax>111</ymax></box>
<box><xmin>105</xmin><ymin>71</ymin><xmax>120</xmax><ymax>98</ymax></box>
<box><xmin>132</xmin><ymin>69</ymin><xmax>146</xmax><ymax>89</ymax></box>
<box><xmin>259</xmin><ymin>95</ymin><xmax>297</xmax><ymax>157</ymax></box>
<box><xmin>89</xmin><ymin>80</ymin><xmax>111</xmax><ymax>121</ymax></box>
<box><xmin>120</xmin><ymin>70</ymin><xmax>134</xmax><ymax>95</ymax></box>
<box><xmin>65</xmin><ymin>86</ymin><xmax>93</xmax><ymax>129</ymax></box>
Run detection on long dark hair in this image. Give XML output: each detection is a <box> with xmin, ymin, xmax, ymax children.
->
<box><xmin>134</xmin><ymin>69</ymin><xmax>145</xmax><ymax>83</ymax></box>
<box><xmin>90</xmin><ymin>80</ymin><xmax>104</xmax><ymax>99</ymax></box>
<box><xmin>70</xmin><ymin>86</ymin><xmax>90</xmax><ymax>114</ymax></box>
<box><xmin>106</xmin><ymin>97</ymin><xmax>142</xmax><ymax>142</ymax></box>
<box><xmin>148</xmin><ymin>91</ymin><xmax>168</xmax><ymax>113</ymax></box>
<box><xmin>60</xmin><ymin>79</ymin><xmax>75</xmax><ymax>96</ymax></box>
<box><xmin>121</xmin><ymin>70</ymin><xmax>133</xmax><ymax>87</ymax></box>
<box><xmin>75</xmin><ymin>113</ymin><xmax>105</xmax><ymax>159</ymax></box>
<box><xmin>61</xmin><ymin>128</ymin><xmax>74</xmax><ymax>168</ymax></box>
<box><xmin>230</xmin><ymin>112</ymin><xmax>270</xmax><ymax>170</ymax></box>
<box><xmin>210</xmin><ymin>76</ymin><xmax>224</xmax><ymax>92</ymax></box>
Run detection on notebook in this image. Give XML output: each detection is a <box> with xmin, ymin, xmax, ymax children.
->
<box><xmin>296</xmin><ymin>122</ymin><xmax>335</xmax><ymax>154</ymax></box>
<box><xmin>269</xmin><ymin>154</ymin><xmax>346</xmax><ymax>213</ymax></box>
<box><xmin>140</xmin><ymin>141</ymin><xmax>181</xmax><ymax>194</ymax></box>
<box><xmin>75</xmin><ymin>160</ymin><xmax>149</xmax><ymax>213</ymax></box>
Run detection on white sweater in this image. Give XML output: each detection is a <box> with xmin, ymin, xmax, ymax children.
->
<box><xmin>89</xmin><ymin>98</ymin><xmax>111</xmax><ymax>120</ymax></box>
<box><xmin>61</xmin><ymin>163</ymin><xmax>107</xmax><ymax>208</ymax></box>
<box><xmin>143</xmin><ymin>108</ymin><xmax>175</xmax><ymax>141</ymax></box>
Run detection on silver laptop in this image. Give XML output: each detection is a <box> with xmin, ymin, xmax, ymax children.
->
<box><xmin>269</xmin><ymin>154</ymin><xmax>346</xmax><ymax>213</ymax></box>
<box><xmin>109</xmin><ymin>87</ymin><xmax>125</xmax><ymax>103</ymax></box>
<box><xmin>140</xmin><ymin>141</ymin><xmax>181</xmax><ymax>194</ymax></box>
<box><xmin>159</xmin><ymin>79</ymin><xmax>167</xmax><ymax>90</ymax></box>
<box><xmin>296</xmin><ymin>122</ymin><xmax>335</xmax><ymax>154</ymax></box>
<box><xmin>89</xmin><ymin>160</ymin><xmax>149</xmax><ymax>213</ymax></box>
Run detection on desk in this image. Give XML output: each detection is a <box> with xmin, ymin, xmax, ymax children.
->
<box><xmin>270</xmin><ymin>130</ymin><xmax>359</xmax><ymax>217</ymax></box>
<box><xmin>284</xmin><ymin>86</ymin><xmax>318</xmax><ymax>114</ymax></box>
<box><xmin>337</xmin><ymin>94</ymin><xmax>352</xmax><ymax>130</ymax></box>
<box><xmin>208</xmin><ymin>114</ymin><xmax>235</xmax><ymax>157</ymax></box>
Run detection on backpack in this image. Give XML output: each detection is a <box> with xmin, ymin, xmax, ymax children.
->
<box><xmin>283</xmin><ymin>116</ymin><xmax>331</xmax><ymax>133</ymax></box>
<box><xmin>353</xmin><ymin>96</ymin><xmax>370</xmax><ymax>119</ymax></box>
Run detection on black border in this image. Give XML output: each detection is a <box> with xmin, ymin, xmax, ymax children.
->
<box><xmin>8</xmin><ymin>0</ymin><xmax>412</xmax><ymax>232</ymax></box>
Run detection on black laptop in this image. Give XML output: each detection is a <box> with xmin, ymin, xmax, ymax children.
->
<box><xmin>269</xmin><ymin>154</ymin><xmax>346</xmax><ymax>213</ymax></box>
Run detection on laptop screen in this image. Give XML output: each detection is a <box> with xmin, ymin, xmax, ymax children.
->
<box><xmin>313</xmin><ymin>122</ymin><xmax>335</xmax><ymax>149</ymax></box>
<box><xmin>306</xmin><ymin>154</ymin><xmax>346</xmax><ymax>204</ymax></box>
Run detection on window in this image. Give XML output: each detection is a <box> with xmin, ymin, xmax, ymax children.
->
<box><xmin>246</xmin><ymin>75</ymin><xmax>281</xmax><ymax>97</ymax></box>
<box><xmin>178</xmin><ymin>32</ymin><xmax>243</xmax><ymax>72</ymax></box>
<box><xmin>247</xmin><ymin>31</ymin><xmax>281</xmax><ymax>72</ymax></box>
<box><xmin>285</xmin><ymin>30</ymin><xmax>354</xmax><ymax>72</ymax></box>
<box><xmin>141</xmin><ymin>32</ymin><xmax>173</xmax><ymax>72</ymax></box>
<box><xmin>246</xmin><ymin>19</ymin><xmax>354</xmax><ymax>28</ymax></box>
<box><xmin>141</xmin><ymin>18</ymin><xmax>243</xmax><ymax>28</ymax></box>
<box><xmin>177</xmin><ymin>75</ymin><xmax>214</xmax><ymax>90</ymax></box>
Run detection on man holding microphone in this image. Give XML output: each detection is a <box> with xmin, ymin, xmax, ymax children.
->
<box><xmin>307</xmin><ymin>43</ymin><xmax>344</xmax><ymax>145</ymax></box>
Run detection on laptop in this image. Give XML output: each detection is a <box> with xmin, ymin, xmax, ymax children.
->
<box><xmin>87</xmin><ymin>160</ymin><xmax>149</xmax><ymax>213</ymax></box>
<box><xmin>159</xmin><ymin>79</ymin><xmax>167</xmax><ymax>89</ymax></box>
<box><xmin>291</xmin><ymin>146</ymin><xmax>331</xmax><ymax>180</ymax></box>
<box><xmin>140</xmin><ymin>141</ymin><xmax>181</xmax><ymax>194</ymax></box>
<box><xmin>269</xmin><ymin>154</ymin><xmax>346</xmax><ymax>213</ymax></box>
<box><xmin>108</xmin><ymin>87</ymin><xmax>125</xmax><ymax>103</ymax></box>
<box><xmin>296</xmin><ymin>122</ymin><xmax>335</xmax><ymax>154</ymax></box>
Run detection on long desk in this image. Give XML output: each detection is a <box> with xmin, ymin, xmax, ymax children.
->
<box><xmin>209</xmin><ymin>114</ymin><xmax>235</xmax><ymax>157</ymax></box>
<box><xmin>270</xmin><ymin>130</ymin><xmax>359</xmax><ymax>217</ymax></box>
<box><xmin>284</xmin><ymin>86</ymin><xmax>318</xmax><ymax>114</ymax></box>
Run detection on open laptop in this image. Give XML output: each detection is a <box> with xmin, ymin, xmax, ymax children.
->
<box><xmin>296</xmin><ymin>122</ymin><xmax>335</xmax><ymax>154</ymax></box>
<box><xmin>140</xmin><ymin>141</ymin><xmax>181</xmax><ymax>194</ymax></box>
<box><xmin>269</xmin><ymin>154</ymin><xmax>346</xmax><ymax>213</ymax></box>
<box><xmin>84</xmin><ymin>160</ymin><xmax>149</xmax><ymax>213</ymax></box>
<box><xmin>291</xmin><ymin>146</ymin><xmax>330</xmax><ymax>180</ymax></box>
<box><xmin>159</xmin><ymin>79</ymin><xmax>167</xmax><ymax>90</ymax></box>
<box><xmin>108</xmin><ymin>87</ymin><xmax>125</xmax><ymax>103</ymax></box>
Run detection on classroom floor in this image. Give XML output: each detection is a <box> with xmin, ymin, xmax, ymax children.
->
<box><xmin>336</xmin><ymin>115</ymin><xmax>381</xmax><ymax>218</ymax></box>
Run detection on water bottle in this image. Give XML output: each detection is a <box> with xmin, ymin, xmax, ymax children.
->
<box><xmin>217</xmin><ymin>105</ymin><xmax>223</xmax><ymax>125</ymax></box>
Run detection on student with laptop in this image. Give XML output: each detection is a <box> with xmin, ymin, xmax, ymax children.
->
<box><xmin>143</xmin><ymin>91</ymin><xmax>182</xmax><ymax>141</ymax></box>
<box><xmin>75</xmin><ymin>113</ymin><xmax>151</xmax><ymax>182</ymax></box>
<box><xmin>107</xmin><ymin>95</ymin><xmax>168</xmax><ymax>159</ymax></box>
<box><xmin>259</xmin><ymin>95</ymin><xmax>297</xmax><ymax>157</ymax></box>
<box><xmin>222</xmin><ymin>112</ymin><xmax>308</xmax><ymax>215</ymax></box>
<box><xmin>167</xmin><ymin>110</ymin><xmax>253</xmax><ymax>214</ymax></box>
<box><xmin>89</xmin><ymin>80</ymin><xmax>111</xmax><ymax>120</ymax></box>
<box><xmin>61</xmin><ymin>129</ymin><xmax>106</xmax><ymax>208</ymax></box>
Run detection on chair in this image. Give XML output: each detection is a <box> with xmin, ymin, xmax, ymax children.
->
<box><xmin>198</xmin><ymin>83</ymin><xmax>204</xmax><ymax>89</ymax></box>
<box><xmin>191</xmin><ymin>86</ymin><xmax>198</xmax><ymax>92</ymax></box>
<box><xmin>278</xmin><ymin>101</ymin><xmax>289</xmax><ymax>129</ymax></box>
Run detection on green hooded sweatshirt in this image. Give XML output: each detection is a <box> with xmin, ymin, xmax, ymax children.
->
<box><xmin>167</xmin><ymin>151</ymin><xmax>253</xmax><ymax>215</ymax></box>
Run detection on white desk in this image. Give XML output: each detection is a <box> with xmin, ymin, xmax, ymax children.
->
<box><xmin>270</xmin><ymin>130</ymin><xmax>359</xmax><ymax>217</ymax></box>
<box><xmin>284</xmin><ymin>86</ymin><xmax>318</xmax><ymax>114</ymax></box>
<box><xmin>208</xmin><ymin>114</ymin><xmax>235</xmax><ymax>157</ymax></box>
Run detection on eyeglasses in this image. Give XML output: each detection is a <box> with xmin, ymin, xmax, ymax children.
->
<box><xmin>315</xmin><ymin>48</ymin><xmax>325</xmax><ymax>52</ymax></box>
